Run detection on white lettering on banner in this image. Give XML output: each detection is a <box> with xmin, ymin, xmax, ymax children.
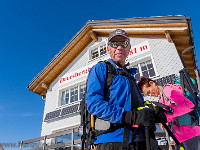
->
<box><xmin>129</xmin><ymin>41</ymin><xmax>150</xmax><ymax>57</ymax></box>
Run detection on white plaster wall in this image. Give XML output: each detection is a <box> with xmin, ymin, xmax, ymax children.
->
<box><xmin>128</xmin><ymin>38</ymin><xmax>183</xmax><ymax>78</ymax></box>
<box><xmin>41</xmin><ymin>37</ymin><xmax>183</xmax><ymax>136</ymax></box>
<box><xmin>41</xmin><ymin>37</ymin><xmax>108</xmax><ymax>136</ymax></box>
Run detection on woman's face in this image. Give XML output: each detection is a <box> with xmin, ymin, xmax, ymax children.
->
<box><xmin>141</xmin><ymin>81</ymin><xmax>160</xmax><ymax>97</ymax></box>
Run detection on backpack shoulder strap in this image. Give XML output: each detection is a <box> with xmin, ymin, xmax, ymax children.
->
<box><xmin>81</xmin><ymin>61</ymin><xmax>116</xmax><ymax>150</ymax></box>
<box><xmin>101</xmin><ymin>60</ymin><xmax>116</xmax><ymax>94</ymax></box>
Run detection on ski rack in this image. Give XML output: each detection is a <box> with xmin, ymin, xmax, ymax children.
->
<box><xmin>179</xmin><ymin>46</ymin><xmax>199</xmax><ymax>109</ymax></box>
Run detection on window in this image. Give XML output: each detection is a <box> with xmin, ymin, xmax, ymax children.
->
<box><xmin>56</xmin><ymin>132</ymin><xmax>81</xmax><ymax>145</ymax></box>
<box><xmin>80</xmin><ymin>84</ymin><xmax>86</xmax><ymax>100</ymax></box>
<box><xmin>61</xmin><ymin>90</ymin><xmax>69</xmax><ymax>105</ymax></box>
<box><xmin>61</xmin><ymin>84</ymin><xmax>86</xmax><ymax>106</ymax></box>
<box><xmin>56</xmin><ymin>133</ymin><xmax>72</xmax><ymax>143</ymax></box>
<box><xmin>140</xmin><ymin>60</ymin><xmax>155</xmax><ymax>77</ymax></box>
<box><xmin>89</xmin><ymin>41</ymin><xmax>107</xmax><ymax>60</ymax></box>
<box><xmin>100</xmin><ymin>45</ymin><xmax>107</xmax><ymax>56</ymax></box>
<box><xmin>132</xmin><ymin>65</ymin><xmax>140</xmax><ymax>81</ymax></box>
<box><xmin>132</xmin><ymin>59</ymin><xmax>156</xmax><ymax>82</ymax></box>
<box><xmin>70</xmin><ymin>86</ymin><xmax>78</xmax><ymax>103</ymax></box>
<box><xmin>91</xmin><ymin>48</ymin><xmax>99</xmax><ymax>59</ymax></box>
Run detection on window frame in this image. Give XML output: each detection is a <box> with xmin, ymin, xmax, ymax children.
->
<box><xmin>129</xmin><ymin>55</ymin><xmax>158</xmax><ymax>81</ymax></box>
<box><xmin>58</xmin><ymin>81</ymin><xmax>86</xmax><ymax>108</ymax></box>
<box><xmin>88</xmin><ymin>40</ymin><xmax>108</xmax><ymax>61</ymax></box>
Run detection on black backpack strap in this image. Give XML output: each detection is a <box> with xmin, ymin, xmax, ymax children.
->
<box><xmin>103</xmin><ymin>61</ymin><xmax>130</xmax><ymax>150</ymax></box>
<box><xmin>103</xmin><ymin>60</ymin><xmax>116</xmax><ymax>94</ymax></box>
<box><xmin>118</xmin><ymin>69</ymin><xmax>147</xmax><ymax>149</ymax></box>
<box><xmin>122</xmin><ymin>125</ymin><xmax>130</xmax><ymax>150</ymax></box>
<box><xmin>103</xmin><ymin>61</ymin><xmax>131</xmax><ymax>150</ymax></box>
<box><xmin>81</xmin><ymin>60</ymin><xmax>116</xmax><ymax>150</ymax></box>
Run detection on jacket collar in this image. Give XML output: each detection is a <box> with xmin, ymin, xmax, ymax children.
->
<box><xmin>107</xmin><ymin>59</ymin><xmax>137</xmax><ymax>74</ymax></box>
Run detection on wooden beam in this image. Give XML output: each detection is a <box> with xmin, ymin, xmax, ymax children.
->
<box><xmin>40</xmin><ymin>90</ymin><xmax>46</xmax><ymax>97</ymax></box>
<box><xmin>185</xmin><ymin>60</ymin><xmax>194</xmax><ymax>66</ymax></box>
<box><xmin>168</xmin><ymin>29</ymin><xmax>188</xmax><ymax>36</ymax></box>
<box><xmin>89</xmin><ymin>31</ymin><xmax>98</xmax><ymax>42</ymax></box>
<box><xmin>175</xmin><ymin>45</ymin><xmax>191</xmax><ymax>52</ymax></box>
<box><xmin>190</xmin><ymin>73</ymin><xmax>196</xmax><ymax>78</ymax></box>
<box><xmin>97</xmin><ymin>34</ymin><xmax>166</xmax><ymax>39</ymax></box>
<box><xmin>172</xmin><ymin>36</ymin><xmax>190</xmax><ymax>45</ymax></box>
<box><xmin>182</xmin><ymin>54</ymin><xmax>193</xmax><ymax>60</ymax></box>
<box><xmin>165</xmin><ymin>30</ymin><xmax>172</xmax><ymax>42</ymax></box>
<box><xmin>40</xmin><ymin>83</ymin><xmax>49</xmax><ymax>90</ymax></box>
<box><xmin>129</xmin><ymin>34</ymin><xmax>166</xmax><ymax>38</ymax></box>
<box><xmin>91</xmin><ymin>23</ymin><xmax>188</xmax><ymax>29</ymax></box>
<box><xmin>188</xmin><ymin>68</ymin><xmax>196</xmax><ymax>79</ymax></box>
<box><xmin>92</xmin><ymin>27</ymin><xmax>188</xmax><ymax>35</ymax></box>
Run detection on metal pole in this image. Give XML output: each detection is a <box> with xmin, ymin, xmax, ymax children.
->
<box><xmin>19</xmin><ymin>141</ymin><xmax>23</xmax><ymax>150</ymax></box>
<box><xmin>71</xmin><ymin>129</ymin><xmax>74</xmax><ymax>150</ymax></box>
<box><xmin>195</xmin><ymin>69</ymin><xmax>200</xmax><ymax>92</ymax></box>
<box><xmin>179</xmin><ymin>46</ymin><xmax>194</xmax><ymax>68</ymax></box>
<box><xmin>43</xmin><ymin>136</ymin><xmax>47</xmax><ymax>150</ymax></box>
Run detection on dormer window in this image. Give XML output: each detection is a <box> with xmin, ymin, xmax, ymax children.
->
<box><xmin>100</xmin><ymin>45</ymin><xmax>107</xmax><ymax>56</ymax></box>
<box><xmin>91</xmin><ymin>48</ymin><xmax>99</xmax><ymax>59</ymax></box>
<box><xmin>89</xmin><ymin>41</ymin><xmax>107</xmax><ymax>61</ymax></box>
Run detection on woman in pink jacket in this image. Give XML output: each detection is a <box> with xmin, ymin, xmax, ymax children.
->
<box><xmin>137</xmin><ymin>76</ymin><xmax>200</xmax><ymax>150</ymax></box>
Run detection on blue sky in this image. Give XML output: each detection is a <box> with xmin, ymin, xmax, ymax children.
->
<box><xmin>0</xmin><ymin>0</ymin><xmax>200</xmax><ymax>149</ymax></box>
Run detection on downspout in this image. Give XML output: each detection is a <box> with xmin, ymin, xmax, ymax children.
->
<box><xmin>186</xmin><ymin>16</ymin><xmax>200</xmax><ymax>92</ymax></box>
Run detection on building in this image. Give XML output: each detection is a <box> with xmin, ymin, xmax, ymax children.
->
<box><xmin>24</xmin><ymin>15</ymin><xmax>200</xmax><ymax>150</ymax></box>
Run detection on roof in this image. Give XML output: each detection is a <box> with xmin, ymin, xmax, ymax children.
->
<box><xmin>27</xmin><ymin>15</ymin><xmax>198</xmax><ymax>96</ymax></box>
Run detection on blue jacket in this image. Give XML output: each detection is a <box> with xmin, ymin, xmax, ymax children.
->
<box><xmin>86</xmin><ymin>59</ymin><xmax>145</xmax><ymax>144</ymax></box>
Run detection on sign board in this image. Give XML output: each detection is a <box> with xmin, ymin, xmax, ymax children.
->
<box><xmin>59</xmin><ymin>65</ymin><xmax>93</xmax><ymax>86</ymax></box>
<box><xmin>129</xmin><ymin>41</ymin><xmax>150</xmax><ymax>58</ymax></box>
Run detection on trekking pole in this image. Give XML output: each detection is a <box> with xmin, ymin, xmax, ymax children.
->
<box><xmin>144</xmin><ymin>101</ymin><xmax>185</xmax><ymax>150</ymax></box>
<box><xmin>161</xmin><ymin>123</ymin><xmax>184</xmax><ymax>150</ymax></box>
<box><xmin>145</xmin><ymin>126</ymin><xmax>151</xmax><ymax>150</ymax></box>
<box><xmin>136</xmin><ymin>106</ymin><xmax>153</xmax><ymax>150</ymax></box>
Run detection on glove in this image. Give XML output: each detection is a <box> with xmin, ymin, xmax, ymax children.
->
<box><xmin>123</xmin><ymin>108</ymin><xmax>156</xmax><ymax>131</ymax></box>
<box><xmin>133</xmin><ymin>108</ymin><xmax>156</xmax><ymax>130</ymax></box>
<box><xmin>154</xmin><ymin>106</ymin><xmax>167</xmax><ymax>124</ymax></box>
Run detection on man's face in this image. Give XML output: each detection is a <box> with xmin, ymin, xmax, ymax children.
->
<box><xmin>107</xmin><ymin>36</ymin><xmax>131</xmax><ymax>66</ymax></box>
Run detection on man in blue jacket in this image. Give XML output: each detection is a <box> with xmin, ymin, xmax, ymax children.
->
<box><xmin>86</xmin><ymin>29</ymin><xmax>156</xmax><ymax>150</ymax></box>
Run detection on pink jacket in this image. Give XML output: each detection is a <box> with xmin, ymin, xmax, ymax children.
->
<box><xmin>159</xmin><ymin>84</ymin><xmax>200</xmax><ymax>143</ymax></box>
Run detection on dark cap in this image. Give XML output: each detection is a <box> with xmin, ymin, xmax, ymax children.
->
<box><xmin>108</xmin><ymin>29</ymin><xmax>130</xmax><ymax>42</ymax></box>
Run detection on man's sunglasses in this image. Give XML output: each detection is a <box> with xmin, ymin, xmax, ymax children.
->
<box><xmin>109</xmin><ymin>41</ymin><xmax>130</xmax><ymax>48</ymax></box>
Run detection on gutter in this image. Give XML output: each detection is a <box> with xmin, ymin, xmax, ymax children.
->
<box><xmin>186</xmin><ymin>17</ymin><xmax>200</xmax><ymax>92</ymax></box>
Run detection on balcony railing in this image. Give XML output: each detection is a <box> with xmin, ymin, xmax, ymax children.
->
<box><xmin>20</xmin><ymin>127</ymin><xmax>171</xmax><ymax>150</ymax></box>
<box><xmin>19</xmin><ymin>127</ymin><xmax>82</xmax><ymax>150</ymax></box>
